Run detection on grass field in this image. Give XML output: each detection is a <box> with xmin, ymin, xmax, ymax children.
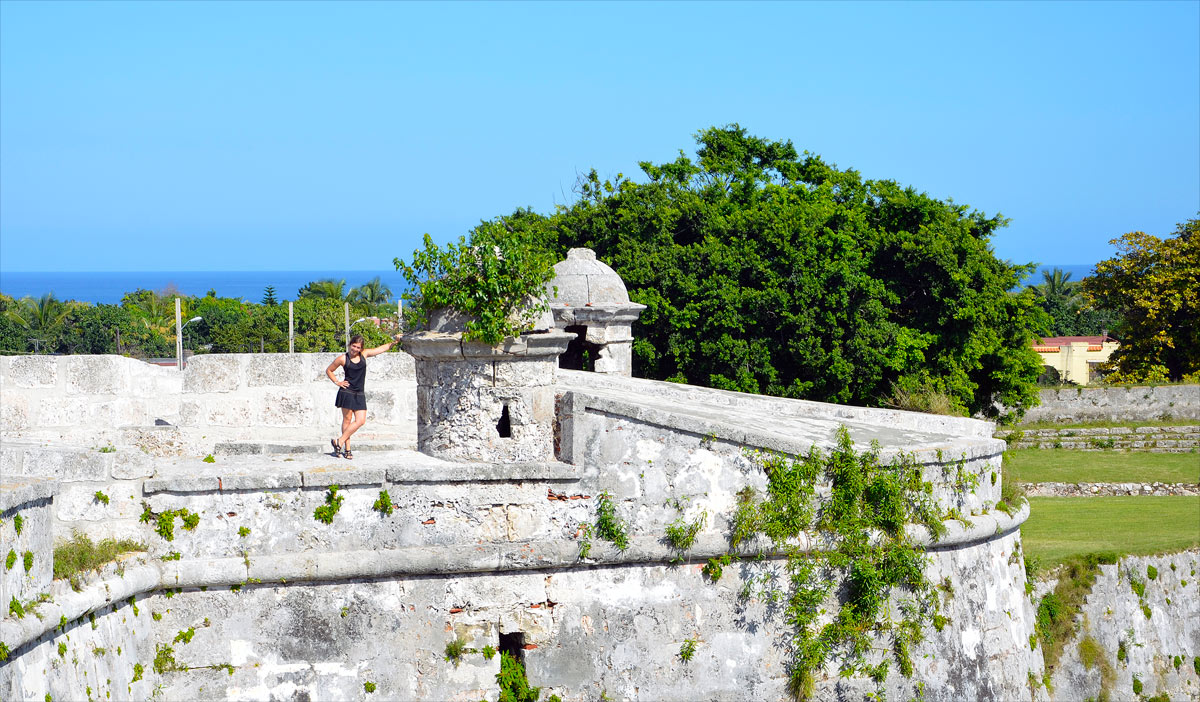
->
<box><xmin>1022</xmin><ymin>496</ymin><xmax>1200</xmax><ymax>567</ymax></box>
<box><xmin>1005</xmin><ymin>448</ymin><xmax>1200</xmax><ymax>484</ymax></box>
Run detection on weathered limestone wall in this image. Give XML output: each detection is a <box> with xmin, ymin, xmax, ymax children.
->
<box><xmin>1</xmin><ymin>356</ymin><xmax>1053</xmax><ymax>701</ymax></box>
<box><xmin>1022</xmin><ymin>384</ymin><xmax>1200</xmax><ymax>424</ymax></box>
<box><xmin>1050</xmin><ymin>551</ymin><xmax>1200</xmax><ymax>701</ymax></box>
<box><xmin>0</xmin><ymin>478</ymin><xmax>54</xmax><ymax>610</ymax></box>
<box><xmin>0</xmin><ymin>353</ymin><xmax>417</xmax><ymax>446</ymax></box>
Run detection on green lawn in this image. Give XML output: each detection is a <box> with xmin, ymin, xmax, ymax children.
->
<box><xmin>1022</xmin><ymin>496</ymin><xmax>1200</xmax><ymax>567</ymax></box>
<box><xmin>1005</xmin><ymin>448</ymin><xmax>1199</xmax><ymax>484</ymax></box>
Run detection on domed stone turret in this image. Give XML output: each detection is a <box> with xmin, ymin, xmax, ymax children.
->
<box><xmin>546</xmin><ymin>248</ymin><xmax>645</xmax><ymax>376</ymax></box>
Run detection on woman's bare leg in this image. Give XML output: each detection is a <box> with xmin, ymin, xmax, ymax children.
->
<box><xmin>339</xmin><ymin>409</ymin><xmax>367</xmax><ymax>450</ymax></box>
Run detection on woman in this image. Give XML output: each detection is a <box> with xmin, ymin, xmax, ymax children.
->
<box><xmin>327</xmin><ymin>333</ymin><xmax>401</xmax><ymax>459</ymax></box>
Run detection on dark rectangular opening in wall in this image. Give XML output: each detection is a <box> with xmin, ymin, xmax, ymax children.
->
<box><xmin>560</xmin><ymin>325</ymin><xmax>598</xmax><ymax>372</ymax></box>
<box><xmin>496</xmin><ymin>404</ymin><xmax>512</xmax><ymax>438</ymax></box>
<box><xmin>499</xmin><ymin>631</ymin><xmax>525</xmax><ymax>666</ymax></box>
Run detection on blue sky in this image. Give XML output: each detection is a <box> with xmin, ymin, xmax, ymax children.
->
<box><xmin>1</xmin><ymin>1</ymin><xmax>1196</xmax><ymax>273</ymax></box>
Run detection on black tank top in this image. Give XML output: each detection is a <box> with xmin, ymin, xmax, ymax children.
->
<box><xmin>343</xmin><ymin>353</ymin><xmax>366</xmax><ymax>393</ymax></box>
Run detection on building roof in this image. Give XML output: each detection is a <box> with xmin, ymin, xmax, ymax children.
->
<box><xmin>1034</xmin><ymin>335</ymin><xmax>1114</xmax><ymax>347</ymax></box>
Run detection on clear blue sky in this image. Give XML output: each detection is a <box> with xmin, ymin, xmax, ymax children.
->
<box><xmin>1</xmin><ymin>1</ymin><xmax>1196</xmax><ymax>273</ymax></box>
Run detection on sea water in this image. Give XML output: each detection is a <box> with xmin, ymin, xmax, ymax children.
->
<box><xmin>0</xmin><ymin>270</ymin><xmax>408</xmax><ymax>305</ymax></box>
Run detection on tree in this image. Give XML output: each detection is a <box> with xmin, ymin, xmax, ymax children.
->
<box><xmin>297</xmin><ymin>279</ymin><xmax>348</xmax><ymax>301</ymax></box>
<box><xmin>261</xmin><ymin>286</ymin><xmax>279</xmax><ymax>306</ymax></box>
<box><xmin>1082</xmin><ymin>218</ymin><xmax>1199</xmax><ymax>382</ymax></box>
<box><xmin>4</xmin><ymin>293</ymin><xmax>77</xmax><ymax>352</ymax></box>
<box><xmin>349</xmin><ymin>277</ymin><xmax>394</xmax><ymax>317</ymax></box>
<box><xmin>1029</xmin><ymin>267</ymin><xmax>1120</xmax><ymax>337</ymax></box>
<box><xmin>504</xmin><ymin>125</ymin><xmax>1044</xmax><ymax>418</ymax></box>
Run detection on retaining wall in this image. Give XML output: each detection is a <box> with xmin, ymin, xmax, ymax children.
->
<box><xmin>1049</xmin><ymin>551</ymin><xmax>1200</xmax><ymax>701</ymax></box>
<box><xmin>1022</xmin><ymin>385</ymin><xmax>1200</xmax><ymax>424</ymax></box>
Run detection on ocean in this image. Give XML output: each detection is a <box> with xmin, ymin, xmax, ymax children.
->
<box><xmin>0</xmin><ymin>270</ymin><xmax>410</xmax><ymax>305</ymax></box>
<box><xmin>0</xmin><ymin>264</ymin><xmax>1097</xmax><ymax>306</ymax></box>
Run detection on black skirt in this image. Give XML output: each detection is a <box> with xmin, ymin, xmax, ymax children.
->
<box><xmin>335</xmin><ymin>388</ymin><xmax>367</xmax><ymax>411</ymax></box>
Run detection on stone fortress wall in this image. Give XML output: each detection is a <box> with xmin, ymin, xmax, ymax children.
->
<box><xmin>2</xmin><ymin>351</ymin><xmax>1046</xmax><ymax>702</ymax></box>
<box><xmin>1</xmin><ymin>251</ymin><xmax>1195</xmax><ymax>701</ymax></box>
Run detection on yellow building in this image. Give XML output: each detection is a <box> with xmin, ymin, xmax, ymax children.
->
<box><xmin>1033</xmin><ymin>335</ymin><xmax>1119</xmax><ymax>385</ymax></box>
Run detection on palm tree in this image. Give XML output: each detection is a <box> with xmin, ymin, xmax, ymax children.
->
<box><xmin>350</xmin><ymin>277</ymin><xmax>393</xmax><ymax>316</ymax></box>
<box><xmin>130</xmin><ymin>293</ymin><xmax>176</xmax><ymax>335</ymax></box>
<box><xmin>4</xmin><ymin>293</ymin><xmax>75</xmax><ymax>351</ymax></box>
<box><xmin>298</xmin><ymin>279</ymin><xmax>348</xmax><ymax>301</ymax></box>
<box><xmin>1038</xmin><ymin>268</ymin><xmax>1077</xmax><ymax>302</ymax></box>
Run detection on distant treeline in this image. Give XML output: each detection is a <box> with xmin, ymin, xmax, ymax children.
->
<box><xmin>0</xmin><ymin>277</ymin><xmax>397</xmax><ymax>357</ymax></box>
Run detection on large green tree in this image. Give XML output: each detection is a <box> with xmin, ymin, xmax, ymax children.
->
<box><xmin>494</xmin><ymin>125</ymin><xmax>1044</xmax><ymax>417</ymax></box>
<box><xmin>1082</xmin><ymin>218</ymin><xmax>1199</xmax><ymax>382</ymax></box>
<box><xmin>1029</xmin><ymin>268</ymin><xmax>1121</xmax><ymax>338</ymax></box>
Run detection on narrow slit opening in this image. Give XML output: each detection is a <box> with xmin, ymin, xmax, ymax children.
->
<box><xmin>496</xmin><ymin>404</ymin><xmax>512</xmax><ymax>438</ymax></box>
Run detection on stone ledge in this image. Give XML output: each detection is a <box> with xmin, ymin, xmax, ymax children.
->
<box><xmin>143</xmin><ymin>475</ymin><xmax>221</xmax><ymax>494</ymax></box>
<box><xmin>1024</xmin><ymin>481</ymin><xmax>1200</xmax><ymax>497</ymax></box>
<box><xmin>301</xmin><ymin>466</ymin><xmax>385</xmax><ymax>487</ymax></box>
<box><xmin>0</xmin><ymin>502</ymin><xmax>1029</xmax><ymax>655</ymax></box>
<box><xmin>0</xmin><ymin>476</ymin><xmax>56</xmax><ymax>512</ymax></box>
<box><xmin>386</xmin><ymin>461</ymin><xmax>580</xmax><ymax>484</ymax></box>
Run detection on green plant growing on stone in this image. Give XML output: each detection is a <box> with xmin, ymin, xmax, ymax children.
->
<box><xmin>664</xmin><ymin>512</ymin><xmax>705</xmax><ymax>553</ymax></box>
<box><xmin>1132</xmin><ymin>675</ymin><xmax>1143</xmax><ymax>695</ymax></box>
<box><xmin>152</xmin><ymin>644</ymin><xmax>178</xmax><ymax>674</ymax></box>
<box><xmin>202</xmin><ymin>454</ymin><xmax>215</xmax><ymax>463</ymax></box>
<box><xmin>728</xmin><ymin>428</ymin><xmax>946</xmax><ymax>700</ymax></box>
<box><xmin>495</xmin><ymin>650</ymin><xmax>550</xmax><ymax>702</ymax></box>
<box><xmin>313</xmin><ymin>485</ymin><xmax>344</xmax><ymax>524</ymax></box>
<box><xmin>1141</xmin><ymin>603</ymin><xmax>1152</xmax><ymax>619</ymax></box>
<box><xmin>444</xmin><ymin>635</ymin><xmax>468</xmax><ymax>666</ymax></box>
<box><xmin>482</xmin><ymin>644</ymin><xmax>497</xmax><ymax>660</ymax></box>
<box><xmin>372</xmin><ymin>490</ymin><xmax>395</xmax><ymax>516</ymax></box>
<box><xmin>1146</xmin><ymin>564</ymin><xmax>1157</xmax><ymax>580</ymax></box>
<box><xmin>131</xmin><ymin>663</ymin><xmax>143</xmax><ymax>682</ymax></box>
<box><xmin>5</xmin><ymin>550</ymin><xmax>15</xmax><ymax>570</ymax></box>
<box><xmin>58</xmin><ymin>615</ymin><xmax>67</xmax><ymax>631</ymax></box>
<box><xmin>1117</xmin><ymin>639</ymin><xmax>1128</xmax><ymax>663</ymax></box>
<box><xmin>173</xmin><ymin>628</ymin><xmax>195</xmax><ymax>645</ymax></box>
<box><xmin>0</xmin><ymin>642</ymin><xmax>9</xmax><ymax>662</ymax></box>
<box><xmin>395</xmin><ymin>224</ymin><xmax>557</xmax><ymax>345</ymax></box>
<box><xmin>9</xmin><ymin>596</ymin><xmax>25</xmax><ymax>619</ymax></box>
<box><xmin>364</xmin><ymin>681</ymin><xmax>376</xmax><ymax>694</ymax></box>
<box><xmin>58</xmin><ymin>642</ymin><xmax>67</xmax><ymax>658</ymax></box>
<box><xmin>592</xmin><ymin>491</ymin><xmax>629</xmax><ymax>551</ymax></box>
<box><xmin>55</xmin><ymin>532</ymin><xmax>146</xmax><ymax>591</ymax></box>
<box><xmin>1194</xmin><ymin>656</ymin><xmax>1200</xmax><ymax>676</ymax></box>
<box><xmin>678</xmin><ymin>638</ymin><xmax>698</xmax><ymax>662</ymax></box>
<box><xmin>702</xmin><ymin>554</ymin><xmax>732</xmax><ymax>582</ymax></box>
<box><xmin>238</xmin><ymin>526</ymin><xmax>250</xmax><ymax>538</ymax></box>
<box><xmin>94</xmin><ymin>491</ymin><xmax>110</xmax><ymax>505</ymax></box>
<box><xmin>13</xmin><ymin>514</ymin><xmax>24</xmax><ymax>535</ymax></box>
<box><xmin>97</xmin><ymin>444</ymin><xmax>116</xmax><ymax>453</ymax></box>
<box><xmin>160</xmin><ymin>551</ymin><xmax>181</xmax><ymax>561</ymax></box>
<box><xmin>23</xmin><ymin>551</ymin><xmax>34</xmax><ymax>573</ymax></box>
<box><xmin>576</xmin><ymin>523</ymin><xmax>592</xmax><ymax>559</ymax></box>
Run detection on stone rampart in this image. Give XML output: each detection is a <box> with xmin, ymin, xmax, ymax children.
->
<box><xmin>0</xmin><ymin>356</ymin><xmax>1052</xmax><ymax>701</ymax></box>
<box><xmin>1021</xmin><ymin>384</ymin><xmax>1200</xmax><ymax>424</ymax></box>
<box><xmin>1049</xmin><ymin>551</ymin><xmax>1200</xmax><ymax>701</ymax></box>
<box><xmin>0</xmin><ymin>353</ymin><xmax>418</xmax><ymax>447</ymax></box>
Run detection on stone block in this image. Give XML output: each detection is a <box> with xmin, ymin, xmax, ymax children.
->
<box><xmin>0</xmin><ymin>393</ymin><xmax>29</xmax><ymax>432</ymax></box>
<box><xmin>8</xmin><ymin>356</ymin><xmax>58</xmax><ymax>388</ymax></box>
<box><xmin>247</xmin><ymin>354</ymin><xmax>304</xmax><ymax>386</ymax></box>
<box><xmin>57</xmin><ymin>482</ymin><xmax>141</xmax><ymax>521</ymax></box>
<box><xmin>259</xmin><ymin>390</ymin><xmax>315</xmax><ymax>427</ymax></box>
<box><xmin>221</xmin><ymin>471</ymin><xmax>302</xmax><ymax>490</ymax></box>
<box><xmin>301</xmin><ymin>467</ymin><xmax>384</xmax><ymax>487</ymax></box>
<box><xmin>183</xmin><ymin>355</ymin><xmax>242</xmax><ymax>393</ymax></box>
<box><xmin>21</xmin><ymin>447</ymin><xmax>108</xmax><ymax>481</ymax></box>
<box><xmin>206</xmin><ymin>396</ymin><xmax>257</xmax><ymax>427</ymax></box>
<box><xmin>66</xmin><ymin>355</ymin><xmax>128</xmax><ymax>395</ymax></box>
<box><xmin>110</xmin><ymin>451</ymin><xmax>156</xmax><ymax>479</ymax></box>
<box><xmin>32</xmin><ymin>395</ymin><xmax>85</xmax><ymax>427</ymax></box>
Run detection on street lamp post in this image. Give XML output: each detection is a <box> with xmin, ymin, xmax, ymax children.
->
<box><xmin>179</xmin><ymin>316</ymin><xmax>202</xmax><ymax>369</ymax></box>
